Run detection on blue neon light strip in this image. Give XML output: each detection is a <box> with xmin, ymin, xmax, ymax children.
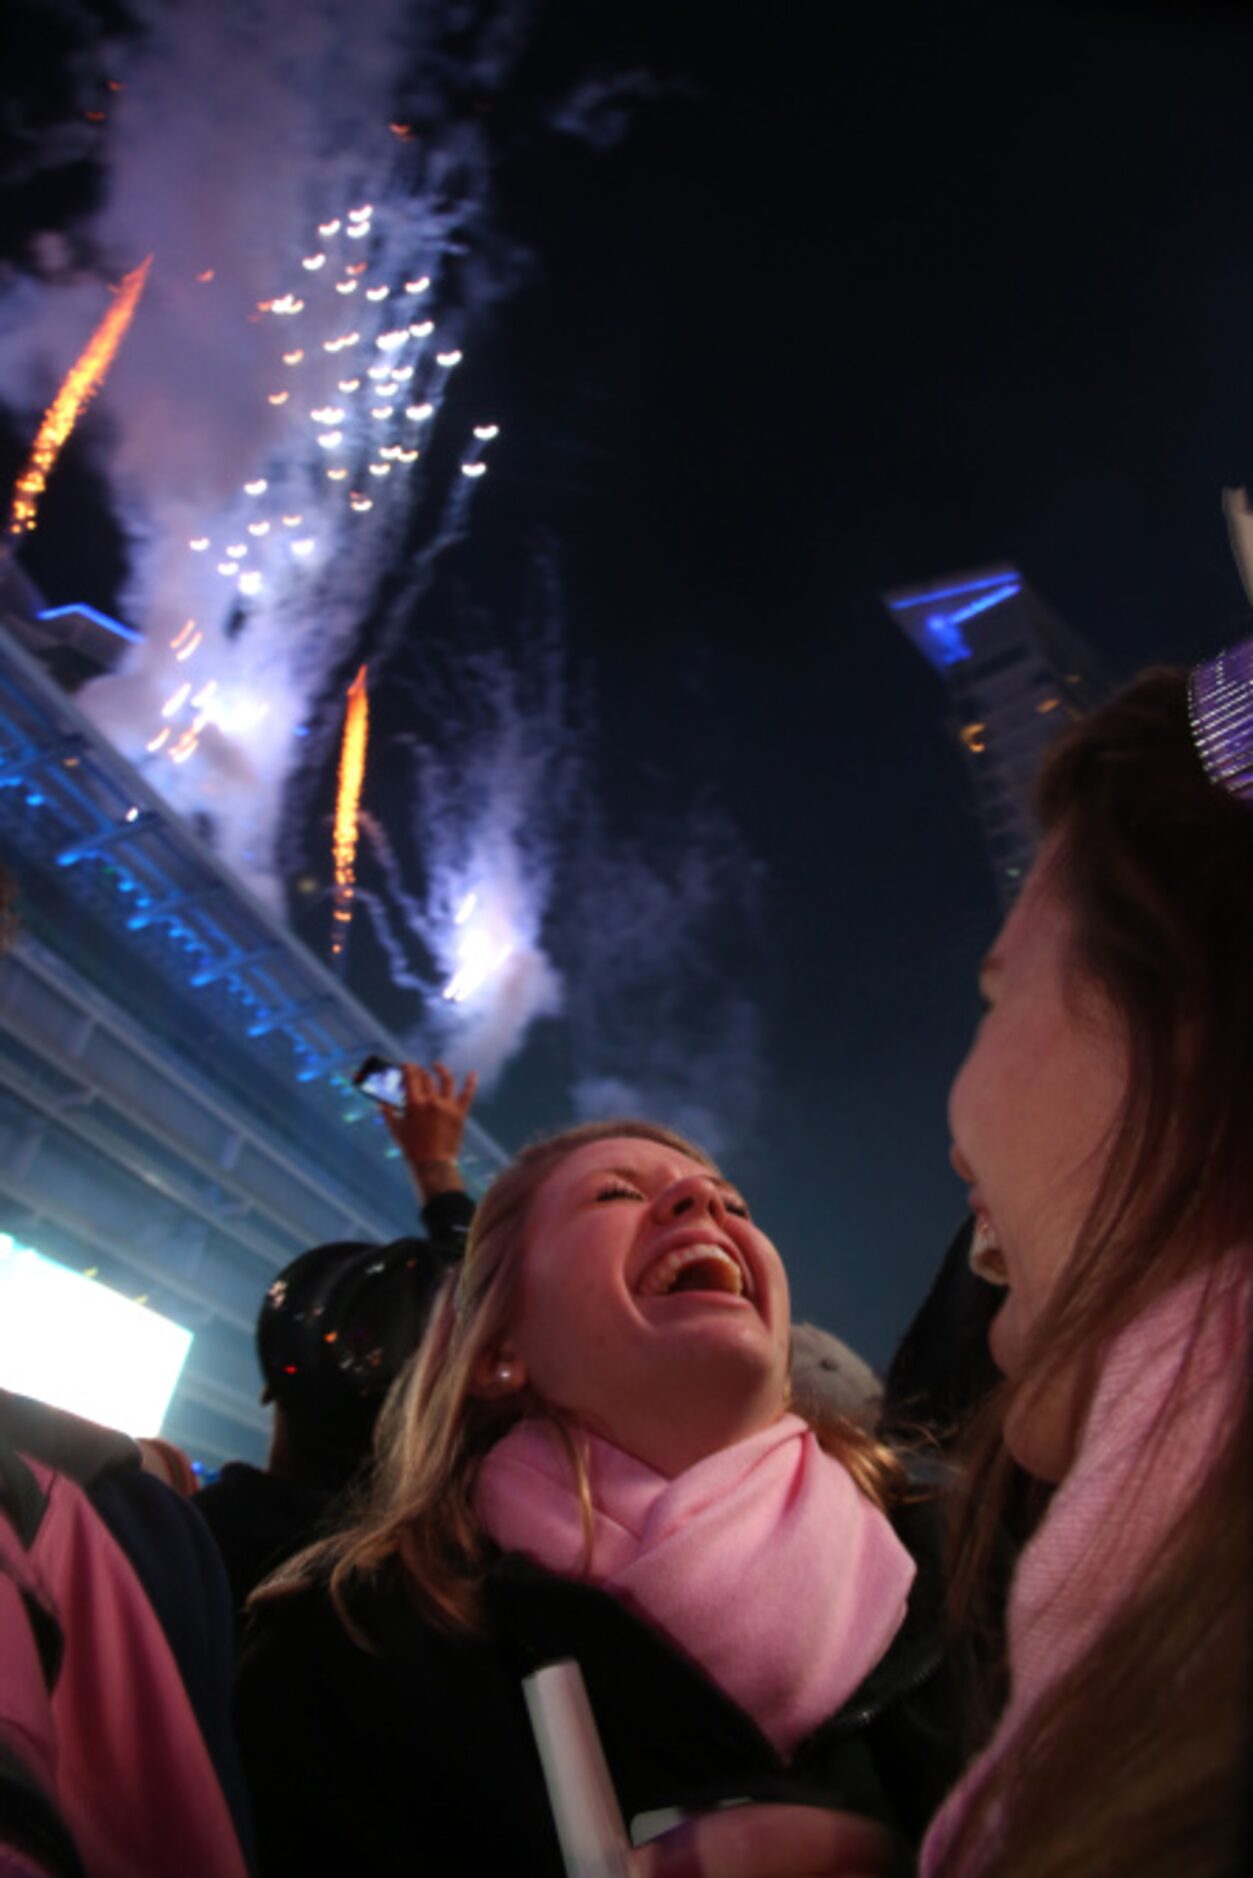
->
<box><xmin>945</xmin><ymin>582</ymin><xmax>1020</xmax><ymax>625</ymax></box>
<box><xmin>37</xmin><ymin>604</ymin><xmax>144</xmax><ymax>645</ymax></box>
<box><xmin>888</xmin><ymin>572</ymin><xmax>1020</xmax><ymax>612</ymax></box>
<box><xmin>7</xmin><ymin>715</ymin><xmax>350</xmax><ymax>1092</ymax></box>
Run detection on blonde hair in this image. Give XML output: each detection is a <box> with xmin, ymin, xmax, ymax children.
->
<box><xmin>258</xmin><ymin>1118</ymin><xmax>908</xmax><ymax>1638</ymax></box>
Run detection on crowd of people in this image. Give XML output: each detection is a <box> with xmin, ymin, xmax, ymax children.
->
<box><xmin>1</xmin><ymin>656</ymin><xmax>1249</xmax><ymax>1875</ymax></box>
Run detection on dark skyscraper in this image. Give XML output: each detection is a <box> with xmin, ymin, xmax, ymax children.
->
<box><xmin>884</xmin><ymin>565</ymin><xmax>1110</xmax><ymax>904</ymax></box>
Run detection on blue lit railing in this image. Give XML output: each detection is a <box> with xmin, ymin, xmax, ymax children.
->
<box><xmin>36</xmin><ymin>603</ymin><xmax>144</xmax><ymax>646</ymax></box>
<box><xmin>0</xmin><ymin>619</ymin><xmax>509</xmax><ymax>1183</ymax></box>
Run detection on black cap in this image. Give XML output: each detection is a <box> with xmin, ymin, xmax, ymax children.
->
<box><xmin>257</xmin><ymin>1237</ymin><xmax>449</xmax><ymax>1417</ymax></box>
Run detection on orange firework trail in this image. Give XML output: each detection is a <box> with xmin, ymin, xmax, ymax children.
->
<box><xmin>331</xmin><ymin>664</ymin><xmax>369</xmax><ymax>958</ymax></box>
<box><xmin>6</xmin><ymin>255</ymin><xmax>152</xmax><ymax>539</ymax></box>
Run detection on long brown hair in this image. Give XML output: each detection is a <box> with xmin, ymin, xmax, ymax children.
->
<box><xmin>258</xmin><ymin>1118</ymin><xmax>907</xmax><ymax>1638</ymax></box>
<box><xmin>941</xmin><ymin>671</ymin><xmax>1253</xmax><ymax>1876</ymax></box>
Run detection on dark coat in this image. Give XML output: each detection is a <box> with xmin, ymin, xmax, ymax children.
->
<box><xmin>234</xmin><ymin>1500</ymin><xmax>962</xmax><ymax>1875</ymax></box>
<box><xmin>881</xmin><ymin>1217</ymin><xmax>1003</xmax><ymax>1442</ymax></box>
<box><xmin>193</xmin><ymin>1462</ymin><xmax>338</xmax><ymax>1625</ymax></box>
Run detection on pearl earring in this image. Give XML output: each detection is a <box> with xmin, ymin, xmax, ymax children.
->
<box><xmin>494</xmin><ymin>1361</ymin><xmax>517</xmax><ymax>1388</ymax></box>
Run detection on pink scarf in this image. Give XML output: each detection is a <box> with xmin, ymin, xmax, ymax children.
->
<box><xmin>921</xmin><ymin>1251</ymin><xmax>1252</xmax><ymax>1875</ymax></box>
<box><xmin>476</xmin><ymin>1412</ymin><xmax>915</xmax><ymax>1758</ymax></box>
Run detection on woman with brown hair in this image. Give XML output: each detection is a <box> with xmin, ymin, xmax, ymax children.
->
<box><xmin>921</xmin><ymin>655</ymin><xmax>1252</xmax><ymax>1876</ymax></box>
<box><xmin>235</xmin><ymin>1120</ymin><xmax>960</xmax><ymax>1876</ymax></box>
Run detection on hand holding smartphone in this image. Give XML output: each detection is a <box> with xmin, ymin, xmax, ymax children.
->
<box><xmin>352</xmin><ymin>1053</ymin><xmax>406</xmax><ymax>1110</ymax></box>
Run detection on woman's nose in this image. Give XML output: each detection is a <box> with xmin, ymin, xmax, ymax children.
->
<box><xmin>653</xmin><ymin>1175</ymin><xmax>725</xmax><ymax>1223</ymax></box>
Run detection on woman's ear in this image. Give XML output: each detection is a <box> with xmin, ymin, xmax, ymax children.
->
<box><xmin>469</xmin><ymin>1346</ymin><xmax>528</xmax><ymax>1400</ymax></box>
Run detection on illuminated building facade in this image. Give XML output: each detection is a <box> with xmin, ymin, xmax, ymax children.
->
<box><xmin>0</xmin><ymin>600</ymin><xmax>508</xmax><ymax>1467</ymax></box>
<box><xmin>883</xmin><ymin>564</ymin><xmax>1110</xmax><ymax>903</ymax></box>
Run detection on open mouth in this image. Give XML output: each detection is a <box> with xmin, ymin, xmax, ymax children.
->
<box><xmin>635</xmin><ymin>1242</ymin><xmax>747</xmax><ymax>1299</ymax></box>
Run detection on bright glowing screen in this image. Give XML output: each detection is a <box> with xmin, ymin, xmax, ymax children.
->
<box><xmin>0</xmin><ymin>1234</ymin><xmax>192</xmax><ymax>1436</ymax></box>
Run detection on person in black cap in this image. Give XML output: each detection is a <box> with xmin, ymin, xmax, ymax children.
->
<box><xmin>195</xmin><ymin>1064</ymin><xmax>477</xmax><ymax>1628</ymax></box>
<box><xmin>194</xmin><ymin>1234</ymin><xmax>450</xmax><ymax>1627</ymax></box>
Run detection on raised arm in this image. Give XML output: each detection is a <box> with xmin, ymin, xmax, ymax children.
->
<box><xmin>385</xmin><ymin>1061</ymin><xmax>477</xmax><ymax>1201</ymax></box>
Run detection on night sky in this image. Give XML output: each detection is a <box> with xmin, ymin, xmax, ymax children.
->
<box><xmin>5</xmin><ymin>0</ymin><xmax>1253</xmax><ymax>1368</ymax></box>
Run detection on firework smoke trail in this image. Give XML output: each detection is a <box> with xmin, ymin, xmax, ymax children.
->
<box><xmin>380</xmin><ymin>546</ymin><xmax>764</xmax><ymax>1120</ymax></box>
<box><xmin>6</xmin><ymin>255</ymin><xmax>151</xmax><ymax>539</ymax></box>
<box><xmin>330</xmin><ymin>664</ymin><xmax>369</xmax><ymax>960</ymax></box>
<box><xmin>0</xmin><ymin>8</ymin><xmax>763</xmax><ymax>1138</ymax></box>
<box><xmin>353</xmin><ymin>603</ymin><xmax>574</xmax><ymax>1090</ymax></box>
<box><xmin>346</xmin><ymin>578</ymin><xmax>766</xmax><ymax>1140</ymax></box>
<box><xmin>0</xmin><ymin>0</ymin><xmax>531</xmax><ymax>904</ymax></box>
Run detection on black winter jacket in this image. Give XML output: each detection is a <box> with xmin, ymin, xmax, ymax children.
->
<box><xmin>234</xmin><ymin>1499</ymin><xmax>961</xmax><ymax>1875</ymax></box>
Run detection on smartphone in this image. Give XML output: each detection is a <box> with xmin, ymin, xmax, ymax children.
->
<box><xmin>352</xmin><ymin>1054</ymin><xmax>406</xmax><ymax>1110</ymax></box>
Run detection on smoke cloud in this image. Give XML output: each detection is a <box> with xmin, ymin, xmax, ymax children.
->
<box><xmin>0</xmin><ymin>4</ymin><xmax>763</xmax><ymax>1145</ymax></box>
<box><xmin>0</xmin><ymin>0</ymin><xmax>534</xmax><ymax>901</ymax></box>
<box><xmin>340</xmin><ymin>573</ymin><xmax>766</xmax><ymax>1143</ymax></box>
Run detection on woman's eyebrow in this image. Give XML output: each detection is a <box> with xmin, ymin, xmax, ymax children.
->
<box><xmin>590</xmin><ymin>1163</ymin><xmax>736</xmax><ymax>1191</ymax></box>
<box><xmin>578</xmin><ymin>1165</ymin><xmax>647</xmax><ymax>1189</ymax></box>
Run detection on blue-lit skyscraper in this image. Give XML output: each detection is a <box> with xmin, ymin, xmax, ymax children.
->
<box><xmin>883</xmin><ymin>565</ymin><xmax>1110</xmax><ymax>903</ymax></box>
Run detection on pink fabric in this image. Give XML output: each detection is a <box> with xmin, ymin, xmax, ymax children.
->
<box><xmin>0</xmin><ymin>1460</ymin><xmax>247</xmax><ymax>1878</ymax></box>
<box><xmin>476</xmin><ymin>1412</ymin><xmax>916</xmax><ymax>1757</ymax></box>
<box><xmin>0</xmin><ymin>1568</ymin><xmax>58</xmax><ymax>1803</ymax></box>
<box><xmin>921</xmin><ymin>1251</ymin><xmax>1252</xmax><ymax>1876</ymax></box>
